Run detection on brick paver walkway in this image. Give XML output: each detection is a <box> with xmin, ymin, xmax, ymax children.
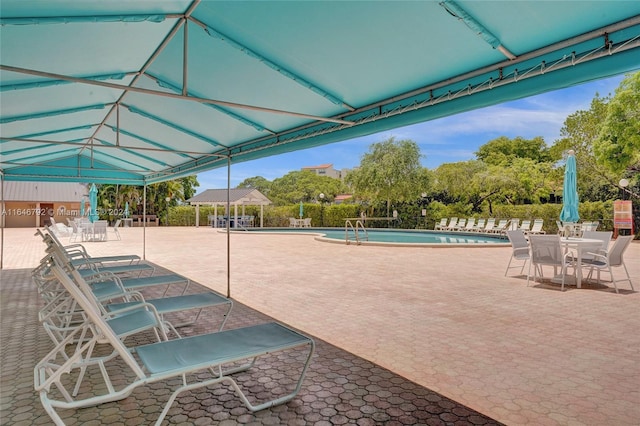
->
<box><xmin>1</xmin><ymin>226</ymin><xmax>638</xmax><ymax>425</ymax></box>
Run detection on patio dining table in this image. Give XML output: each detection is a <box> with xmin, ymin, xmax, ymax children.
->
<box><xmin>560</xmin><ymin>237</ymin><xmax>605</xmax><ymax>288</ymax></box>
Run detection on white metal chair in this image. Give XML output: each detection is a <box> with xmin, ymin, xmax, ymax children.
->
<box><xmin>505</xmin><ymin>229</ymin><xmax>531</xmax><ymax>277</ymax></box>
<box><xmin>528</xmin><ymin>235</ymin><xmax>575</xmax><ymax>290</ymax></box>
<box><xmin>581</xmin><ymin>235</ymin><xmax>634</xmax><ymax>293</ymax></box>
<box><xmin>109</xmin><ymin>219</ymin><xmax>122</xmax><ymax>241</ymax></box>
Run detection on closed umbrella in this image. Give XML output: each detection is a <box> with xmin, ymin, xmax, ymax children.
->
<box><xmin>124</xmin><ymin>201</ymin><xmax>129</xmax><ymax>218</ymax></box>
<box><xmin>560</xmin><ymin>150</ymin><xmax>580</xmax><ymax>223</ymax></box>
<box><xmin>80</xmin><ymin>197</ymin><xmax>85</xmax><ymax>217</ymax></box>
<box><xmin>89</xmin><ymin>184</ymin><xmax>99</xmax><ymax>223</ymax></box>
<box><xmin>299</xmin><ymin>201</ymin><xmax>304</xmax><ymax>219</ymax></box>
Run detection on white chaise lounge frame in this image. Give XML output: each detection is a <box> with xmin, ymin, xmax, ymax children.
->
<box><xmin>35</xmin><ymin>262</ymin><xmax>315</xmax><ymax>426</ymax></box>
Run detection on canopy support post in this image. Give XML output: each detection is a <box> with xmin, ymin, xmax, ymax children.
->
<box><xmin>226</xmin><ymin>155</ymin><xmax>231</xmax><ymax>298</ymax></box>
<box><xmin>1</xmin><ymin>172</ymin><xmax>4</xmax><ymax>270</ymax></box>
<box><xmin>143</xmin><ymin>184</ymin><xmax>147</xmax><ymax>261</ymax></box>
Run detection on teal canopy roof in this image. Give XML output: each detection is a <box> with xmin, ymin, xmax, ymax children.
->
<box><xmin>2</xmin><ymin>1</ymin><xmax>640</xmax><ymax>185</ymax></box>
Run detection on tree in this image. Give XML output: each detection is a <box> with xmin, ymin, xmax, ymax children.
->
<box><xmin>180</xmin><ymin>176</ymin><xmax>200</xmax><ymax>201</ymax></box>
<box><xmin>346</xmin><ymin>137</ymin><xmax>424</xmax><ymax>217</ymax></box>
<box><xmin>268</xmin><ymin>170</ymin><xmax>346</xmax><ymax>205</ymax></box>
<box><xmin>475</xmin><ymin>136</ymin><xmax>551</xmax><ymax>166</ymax></box>
<box><xmin>594</xmin><ymin>71</ymin><xmax>640</xmax><ymax>181</ymax></box>
<box><xmin>552</xmin><ymin>95</ymin><xmax>621</xmax><ymax>202</ymax></box>
<box><xmin>237</xmin><ymin>176</ymin><xmax>272</xmax><ymax>196</ymax></box>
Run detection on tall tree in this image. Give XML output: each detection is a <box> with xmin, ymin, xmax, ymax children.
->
<box><xmin>237</xmin><ymin>176</ymin><xmax>272</xmax><ymax>196</ymax></box>
<box><xmin>594</xmin><ymin>71</ymin><xmax>640</xmax><ymax>182</ymax></box>
<box><xmin>346</xmin><ymin>137</ymin><xmax>424</xmax><ymax>217</ymax></box>
<box><xmin>475</xmin><ymin>136</ymin><xmax>551</xmax><ymax>166</ymax></box>
<box><xmin>180</xmin><ymin>176</ymin><xmax>200</xmax><ymax>201</ymax></box>
<box><xmin>268</xmin><ymin>170</ymin><xmax>346</xmax><ymax>205</ymax></box>
<box><xmin>552</xmin><ymin>95</ymin><xmax>620</xmax><ymax>202</ymax></box>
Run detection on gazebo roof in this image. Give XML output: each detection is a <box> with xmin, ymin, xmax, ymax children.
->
<box><xmin>187</xmin><ymin>188</ymin><xmax>271</xmax><ymax>205</ymax></box>
<box><xmin>2</xmin><ymin>181</ymin><xmax>87</xmax><ymax>202</ymax></box>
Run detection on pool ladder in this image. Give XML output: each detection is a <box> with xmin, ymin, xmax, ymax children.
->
<box><xmin>344</xmin><ymin>219</ymin><xmax>368</xmax><ymax>245</ymax></box>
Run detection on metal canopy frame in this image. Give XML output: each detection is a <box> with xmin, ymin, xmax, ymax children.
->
<box><xmin>2</xmin><ymin>1</ymin><xmax>640</xmax><ymax>186</ymax></box>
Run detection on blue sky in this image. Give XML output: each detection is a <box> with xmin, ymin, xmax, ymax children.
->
<box><xmin>195</xmin><ymin>74</ymin><xmax>626</xmax><ymax>193</ymax></box>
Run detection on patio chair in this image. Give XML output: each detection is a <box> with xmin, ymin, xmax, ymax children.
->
<box><xmin>527</xmin><ymin>219</ymin><xmax>545</xmax><ymax>235</ymax></box>
<box><xmin>508</xmin><ymin>218</ymin><xmax>520</xmax><ymax>230</ymax></box>
<box><xmin>36</xmin><ymin>261</ymin><xmax>314</xmax><ymax>426</ymax></box>
<box><xmin>108</xmin><ymin>219</ymin><xmax>122</xmax><ymax>240</ymax></box>
<box><xmin>303</xmin><ymin>218</ymin><xmax>312</xmax><ymax>227</ymax></box>
<box><xmin>528</xmin><ymin>235</ymin><xmax>575</xmax><ymax>291</ymax></box>
<box><xmin>504</xmin><ymin>230</ymin><xmax>531</xmax><ymax>277</ymax></box>
<box><xmin>434</xmin><ymin>218</ymin><xmax>448</xmax><ymax>230</ymax></box>
<box><xmin>289</xmin><ymin>217</ymin><xmax>298</xmax><ymax>227</ymax></box>
<box><xmin>580</xmin><ymin>235</ymin><xmax>634</xmax><ymax>293</ymax></box>
<box><xmin>580</xmin><ymin>231</ymin><xmax>612</xmax><ymax>257</ymax></box>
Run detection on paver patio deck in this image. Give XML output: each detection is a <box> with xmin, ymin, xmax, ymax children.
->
<box><xmin>1</xmin><ymin>226</ymin><xmax>638</xmax><ymax>425</ymax></box>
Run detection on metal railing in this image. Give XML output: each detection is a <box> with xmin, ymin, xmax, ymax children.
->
<box><xmin>344</xmin><ymin>219</ymin><xmax>368</xmax><ymax>245</ymax></box>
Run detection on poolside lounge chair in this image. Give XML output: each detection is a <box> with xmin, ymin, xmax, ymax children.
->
<box><xmin>51</xmin><ymin>246</ymin><xmax>233</xmax><ymax>330</ymax></box>
<box><xmin>518</xmin><ymin>219</ymin><xmax>531</xmax><ymax>233</ymax></box>
<box><xmin>36</xmin><ymin>260</ymin><xmax>314</xmax><ymax>426</ymax></box>
<box><xmin>434</xmin><ymin>218</ymin><xmax>448</xmax><ymax>230</ymax></box>
<box><xmin>471</xmin><ymin>218</ymin><xmax>486</xmax><ymax>232</ymax></box>
<box><xmin>459</xmin><ymin>217</ymin><xmax>476</xmax><ymax>232</ymax></box>
<box><xmin>443</xmin><ymin>217</ymin><xmax>459</xmax><ymax>231</ymax></box>
<box><xmin>580</xmin><ymin>221</ymin><xmax>599</xmax><ymax>234</ymax></box>
<box><xmin>41</xmin><ymin>228</ymin><xmax>140</xmax><ymax>266</ymax></box>
<box><xmin>489</xmin><ymin>219</ymin><xmax>509</xmax><ymax>235</ymax></box>
<box><xmin>479</xmin><ymin>218</ymin><xmax>496</xmax><ymax>233</ymax></box>
<box><xmin>452</xmin><ymin>218</ymin><xmax>466</xmax><ymax>231</ymax></box>
<box><xmin>527</xmin><ymin>219</ymin><xmax>546</xmax><ymax>235</ymax></box>
<box><xmin>508</xmin><ymin>218</ymin><xmax>520</xmax><ymax>231</ymax></box>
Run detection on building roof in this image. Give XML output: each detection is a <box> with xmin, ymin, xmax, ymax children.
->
<box><xmin>2</xmin><ymin>181</ymin><xmax>88</xmax><ymax>202</ymax></box>
<box><xmin>302</xmin><ymin>164</ymin><xmax>333</xmax><ymax>170</ymax></box>
<box><xmin>187</xmin><ymin>188</ymin><xmax>271</xmax><ymax>205</ymax></box>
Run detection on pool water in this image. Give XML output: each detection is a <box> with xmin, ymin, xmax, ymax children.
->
<box><xmin>243</xmin><ymin>228</ymin><xmax>507</xmax><ymax>246</ymax></box>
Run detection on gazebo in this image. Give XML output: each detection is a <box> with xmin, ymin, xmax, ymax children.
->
<box><xmin>187</xmin><ymin>188</ymin><xmax>271</xmax><ymax>228</ymax></box>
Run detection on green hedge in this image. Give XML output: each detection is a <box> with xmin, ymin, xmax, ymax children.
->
<box><xmin>168</xmin><ymin>201</ymin><xmax>620</xmax><ymax>235</ymax></box>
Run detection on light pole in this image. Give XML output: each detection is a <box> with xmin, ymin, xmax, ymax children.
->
<box><xmin>619</xmin><ymin>178</ymin><xmax>629</xmax><ymax>200</ymax></box>
<box><xmin>319</xmin><ymin>193</ymin><xmax>325</xmax><ymax>227</ymax></box>
<box><xmin>165</xmin><ymin>196</ymin><xmax>171</xmax><ymax>226</ymax></box>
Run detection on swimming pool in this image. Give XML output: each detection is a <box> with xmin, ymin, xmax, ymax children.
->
<box><xmin>240</xmin><ymin>228</ymin><xmax>508</xmax><ymax>247</ymax></box>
